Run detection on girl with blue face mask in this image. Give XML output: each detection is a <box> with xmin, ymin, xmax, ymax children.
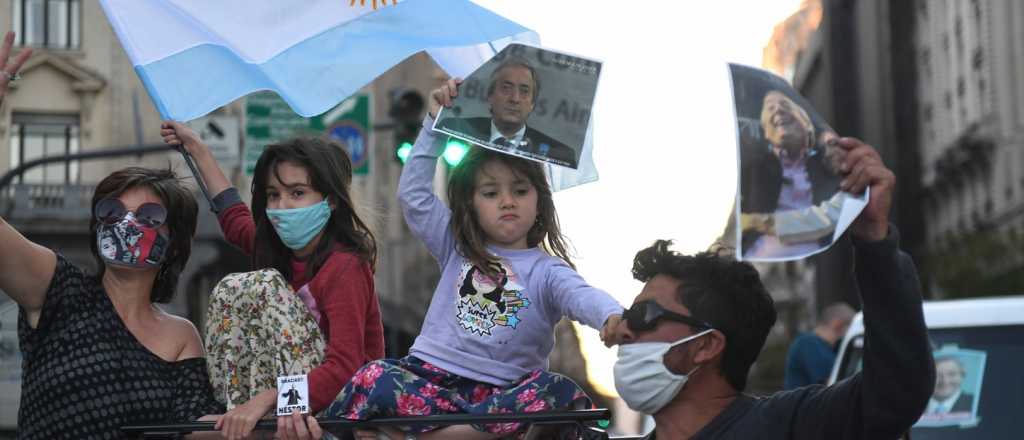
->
<box><xmin>162</xmin><ymin>122</ymin><xmax>382</xmax><ymax>439</ymax></box>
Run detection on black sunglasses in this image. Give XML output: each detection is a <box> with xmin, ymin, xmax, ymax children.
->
<box><xmin>623</xmin><ymin>300</ymin><xmax>713</xmax><ymax>333</ymax></box>
<box><xmin>94</xmin><ymin>197</ymin><xmax>167</xmax><ymax>228</ymax></box>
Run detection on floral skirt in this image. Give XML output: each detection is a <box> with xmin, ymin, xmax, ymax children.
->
<box><xmin>204</xmin><ymin>269</ymin><xmax>326</xmax><ymax>410</ymax></box>
<box><xmin>324</xmin><ymin>356</ymin><xmax>593</xmax><ymax>436</ymax></box>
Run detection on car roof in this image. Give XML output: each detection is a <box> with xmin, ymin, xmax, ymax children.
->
<box><xmin>845</xmin><ymin>295</ymin><xmax>1024</xmax><ymax>336</ymax></box>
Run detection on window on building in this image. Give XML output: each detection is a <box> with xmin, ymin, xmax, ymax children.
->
<box><xmin>11</xmin><ymin>0</ymin><xmax>81</xmax><ymax>49</ymax></box>
<box><xmin>9</xmin><ymin>113</ymin><xmax>80</xmax><ymax>184</ymax></box>
<box><xmin>920</xmin><ymin>48</ymin><xmax>932</xmax><ymax>78</ymax></box>
<box><xmin>955</xmin><ymin>17</ymin><xmax>964</xmax><ymax>53</ymax></box>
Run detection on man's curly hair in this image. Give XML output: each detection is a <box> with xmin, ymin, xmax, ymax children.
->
<box><xmin>632</xmin><ymin>240</ymin><xmax>777</xmax><ymax>391</ymax></box>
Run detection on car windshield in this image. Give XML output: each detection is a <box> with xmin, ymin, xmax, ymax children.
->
<box><xmin>836</xmin><ymin>325</ymin><xmax>1024</xmax><ymax>439</ymax></box>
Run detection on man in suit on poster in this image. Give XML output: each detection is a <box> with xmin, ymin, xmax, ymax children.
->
<box><xmin>924</xmin><ymin>356</ymin><xmax>975</xmax><ymax>416</ymax></box>
<box><xmin>438</xmin><ymin>57</ymin><xmax>578</xmax><ymax>168</ymax></box>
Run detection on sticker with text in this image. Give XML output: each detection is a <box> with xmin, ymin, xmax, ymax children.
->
<box><xmin>277</xmin><ymin>374</ymin><xmax>310</xmax><ymax>416</ymax></box>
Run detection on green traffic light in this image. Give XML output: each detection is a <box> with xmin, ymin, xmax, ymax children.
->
<box><xmin>396</xmin><ymin>141</ymin><xmax>413</xmax><ymax>163</ymax></box>
<box><xmin>443</xmin><ymin>138</ymin><xmax>469</xmax><ymax>166</ymax></box>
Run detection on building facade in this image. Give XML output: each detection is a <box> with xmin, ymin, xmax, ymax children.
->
<box><xmin>769</xmin><ymin>0</ymin><xmax>1024</xmax><ymax>302</ymax></box>
<box><xmin>763</xmin><ymin>0</ymin><xmax>922</xmax><ymax>314</ymax></box>
<box><xmin>915</xmin><ymin>0</ymin><xmax>1024</xmax><ymax>297</ymax></box>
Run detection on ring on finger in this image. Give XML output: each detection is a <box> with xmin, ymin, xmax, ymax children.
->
<box><xmin>1</xmin><ymin>71</ymin><xmax>20</xmax><ymax>81</ymax></box>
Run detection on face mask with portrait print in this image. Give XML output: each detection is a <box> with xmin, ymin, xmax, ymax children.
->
<box><xmin>96</xmin><ymin>212</ymin><xmax>170</xmax><ymax>268</ymax></box>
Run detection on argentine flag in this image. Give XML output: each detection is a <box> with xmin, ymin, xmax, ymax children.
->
<box><xmin>99</xmin><ymin>0</ymin><xmax>538</xmax><ymax>121</ymax></box>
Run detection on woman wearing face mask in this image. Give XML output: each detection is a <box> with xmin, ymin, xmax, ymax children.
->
<box><xmin>162</xmin><ymin>122</ymin><xmax>383</xmax><ymax>440</ymax></box>
<box><xmin>1</xmin><ymin>167</ymin><xmax>224</xmax><ymax>439</ymax></box>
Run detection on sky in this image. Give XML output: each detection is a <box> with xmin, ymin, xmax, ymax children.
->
<box><xmin>472</xmin><ymin>0</ymin><xmax>806</xmax><ymax>396</ymax></box>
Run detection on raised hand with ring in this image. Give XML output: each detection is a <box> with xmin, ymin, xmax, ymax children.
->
<box><xmin>0</xmin><ymin>30</ymin><xmax>32</xmax><ymax>101</ymax></box>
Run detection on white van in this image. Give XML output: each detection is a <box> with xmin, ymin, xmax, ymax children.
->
<box><xmin>828</xmin><ymin>295</ymin><xmax>1024</xmax><ymax>439</ymax></box>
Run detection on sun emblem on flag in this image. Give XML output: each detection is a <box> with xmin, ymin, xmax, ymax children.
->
<box><xmin>349</xmin><ymin>0</ymin><xmax>396</xmax><ymax>9</ymax></box>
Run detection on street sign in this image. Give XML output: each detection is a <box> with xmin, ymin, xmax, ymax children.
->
<box><xmin>244</xmin><ymin>93</ymin><xmax>372</xmax><ymax>176</ymax></box>
<box><xmin>187</xmin><ymin>116</ymin><xmax>241</xmax><ymax>169</ymax></box>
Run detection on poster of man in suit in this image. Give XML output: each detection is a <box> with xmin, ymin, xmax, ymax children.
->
<box><xmin>916</xmin><ymin>348</ymin><xmax>986</xmax><ymax>428</ymax></box>
<box><xmin>433</xmin><ymin>43</ymin><xmax>601</xmax><ymax>169</ymax></box>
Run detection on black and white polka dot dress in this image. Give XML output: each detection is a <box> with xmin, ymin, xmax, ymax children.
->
<box><xmin>16</xmin><ymin>255</ymin><xmax>223</xmax><ymax>439</ymax></box>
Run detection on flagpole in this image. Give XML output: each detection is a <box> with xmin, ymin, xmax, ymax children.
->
<box><xmin>176</xmin><ymin>143</ymin><xmax>218</xmax><ymax>214</ymax></box>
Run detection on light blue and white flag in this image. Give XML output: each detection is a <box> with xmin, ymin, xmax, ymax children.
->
<box><xmin>99</xmin><ymin>0</ymin><xmax>538</xmax><ymax>121</ymax></box>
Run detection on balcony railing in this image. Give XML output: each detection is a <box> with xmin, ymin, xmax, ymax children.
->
<box><xmin>0</xmin><ymin>143</ymin><xmax>179</xmax><ymax>223</ymax></box>
<box><xmin>2</xmin><ymin>183</ymin><xmax>94</xmax><ymax>221</ymax></box>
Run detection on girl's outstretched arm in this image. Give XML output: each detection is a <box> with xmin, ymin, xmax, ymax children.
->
<box><xmin>545</xmin><ymin>262</ymin><xmax>624</xmax><ymax>340</ymax></box>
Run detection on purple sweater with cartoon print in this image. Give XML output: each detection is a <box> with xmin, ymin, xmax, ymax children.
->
<box><xmin>399</xmin><ymin>116</ymin><xmax>623</xmax><ymax>386</ymax></box>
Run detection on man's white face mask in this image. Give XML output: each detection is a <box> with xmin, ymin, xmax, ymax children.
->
<box><xmin>613</xmin><ymin>329</ymin><xmax>714</xmax><ymax>414</ymax></box>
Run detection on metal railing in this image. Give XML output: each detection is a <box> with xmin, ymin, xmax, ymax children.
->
<box><xmin>0</xmin><ymin>143</ymin><xmax>181</xmax><ymax>218</ymax></box>
<box><xmin>122</xmin><ymin>409</ymin><xmax>616</xmax><ymax>440</ymax></box>
<box><xmin>0</xmin><ymin>144</ymin><xmax>176</xmax><ymax>190</ymax></box>
<box><xmin>3</xmin><ymin>183</ymin><xmax>94</xmax><ymax>220</ymax></box>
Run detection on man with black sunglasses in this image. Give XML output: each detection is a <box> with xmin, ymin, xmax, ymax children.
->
<box><xmin>610</xmin><ymin>137</ymin><xmax>934</xmax><ymax>439</ymax></box>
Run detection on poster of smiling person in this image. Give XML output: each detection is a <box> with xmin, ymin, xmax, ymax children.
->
<box><xmin>916</xmin><ymin>347</ymin><xmax>986</xmax><ymax>428</ymax></box>
<box><xmin>433</xmin><ymin>43</ymin><xmax>601</xmax><ymax>170</ymax></box>
<box><xmin>729</xmin><ymin>63</ymin><xmax>868</xmax><ymax>262</ymax></box>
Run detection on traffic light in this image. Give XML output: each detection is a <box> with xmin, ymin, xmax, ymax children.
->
<box><xmin>443</xmin><ymin>138</ymin><xmax>469</xmax><ymax>167</ymax></box>
<box><xmin>396</xmin><ymin>141</ymin><xmax>413</xmax><ymax>164</ymax></box>
<box><xmin>387</xmin><ymin>88</ymin><xmax>470</xmax><ymax>167</ymax></box>
<box><xmin>389</xmin><ymin>88</ymin><xmax>424</xmax><ymax>164</ymax></box>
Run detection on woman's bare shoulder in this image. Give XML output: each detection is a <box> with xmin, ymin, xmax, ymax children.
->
<box><xmin>156</xmin><ymin>309</ymin><xmax>205</xmax><ymax>360</ymax></box>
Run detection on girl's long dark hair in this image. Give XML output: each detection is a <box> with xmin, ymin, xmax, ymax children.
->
<box><xmin>250</xmin><ymin>137</ymin><xmax>377</xmax><ymax>279</ymax></box>
<box><xmin>89</xmin><ymin>167</ymin><xmax>198</xmax><ymax>303</ymax></box>
<box><xmin>447</xmin><ymin>147</ymin><xmax>573</xmax><ymax>277</ymax></box>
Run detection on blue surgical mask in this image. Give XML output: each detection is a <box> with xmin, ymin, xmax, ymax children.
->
<box><xmin>265</xmin><ymin>199</ymin><xmax>331</xmax><ymax>250</ymax></box>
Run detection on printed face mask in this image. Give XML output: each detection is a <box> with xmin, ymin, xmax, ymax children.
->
<box><xmin>613</xmin><ymin>329</ymin><xmax>714</xmax><ymax>414</ymax></box>
<box><xmin>96</xmin><ymin>212</ymin><xmax>170</xmax><ymax>268</ymax></box>
<box><xmin>265</xmin><ymin>199</ymin><xmax>331</xmax><ymax>250</ymax></box>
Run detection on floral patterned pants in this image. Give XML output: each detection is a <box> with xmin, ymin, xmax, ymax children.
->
<box><xmin>325</xmin><ymin>356</ymin><xmax>593</xmax><ymax>436</ymax></box>
<box><xmin>204</xmin><ymin>269</ymin><xmax>325</xmax><ymax>410</ymax></box>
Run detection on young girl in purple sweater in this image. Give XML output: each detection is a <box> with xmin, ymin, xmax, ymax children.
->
<box><xmin>327</xmin><ymin>79</ymin><xmax>622</xmax><ymax>439</ymax></box>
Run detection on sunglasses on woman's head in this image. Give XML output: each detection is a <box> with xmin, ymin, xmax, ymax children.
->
<box><xmin>623</xmin><ymin>300</ymin><xmax>713</xmax><ymax>333</ymax></box>
<box><xmin>94</xmin><ymin>197</ymin><xmax>168</xmax><ymax>228</ymax></box>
